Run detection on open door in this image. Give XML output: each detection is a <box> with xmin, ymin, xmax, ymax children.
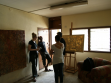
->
<box><xmin>37</xmin><ymin>28</ymin><xmax>49</xmax><ymax>70</ymax></box>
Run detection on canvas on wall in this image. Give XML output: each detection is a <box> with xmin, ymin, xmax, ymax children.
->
<box><xmin>62</xmin><ymin>35</ymin><xmax>84</xmax><ymax>52</ymax></box>
<box><xmin>0</xmin><ymin>30</ymin><xmax>26</xmax><ymax>76</ymax></box>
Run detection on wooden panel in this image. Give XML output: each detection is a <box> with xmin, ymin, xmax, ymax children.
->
<box><xmin>0</xmin><ymin>30</ymin><xmax>26</xmax><ymax>76</ymax></box>
<box><xmin>38</xmin><ymin>53</ymin><xmax>44</xmax><ymax>70</ymax></box>
<box><xmin>49</xmin><ymin>16</ymin><xmax>61</xmax><ymax>29</ymax></box>
<box><xmin>110</xmin><ymin>27</ymin><xmax>111</xmax><ymax>52</ymax></box>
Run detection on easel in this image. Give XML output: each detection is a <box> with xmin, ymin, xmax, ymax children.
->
<box><xmin>64</xmin><ymin>22</ymin><xmax>78</xmax><ymax>74</ymax></box>
<box><xmin>65</xmin><ymin>52</ymin><xmax>78</xmax><ymax>73</ymax></box>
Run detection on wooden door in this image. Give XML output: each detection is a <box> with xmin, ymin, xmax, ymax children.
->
<box><xmin>37</xmin><ymin>28</ymin><xmax>49</xmax><ymax>70</ymax></box>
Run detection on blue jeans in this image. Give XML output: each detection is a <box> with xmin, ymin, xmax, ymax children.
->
<box><xmin>53</xmin><ymin>63</ymin><xmax>64</xmax><ymax>83</ymax></box>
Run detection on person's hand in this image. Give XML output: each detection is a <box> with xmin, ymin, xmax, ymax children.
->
<box><xmin>36</xmin><ymin>48</ymin><xmax>40</xmax><ymax>51</ymax></box>
<box><xmin>50</xmin><ymin>49</ymin><xmax>54</xmax><ymax>55</ymax></box>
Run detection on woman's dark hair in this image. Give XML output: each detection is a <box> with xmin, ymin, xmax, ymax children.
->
<box><xmin>57</xmin><ymin>32</ymin><xmax>62</xmax><ymax>37</ymax></box>
<box><xmin>55</xmin><ymin>35</ymin><xmax>60</xmax><ymax>41</ymax></box>
<box><xmin>38</xmin><ymin>36</ymin><xmax>42</xmax><ymax>41</ymax></box>
<box><xmin>32</xmin><ymin>32</ymin><xmax>37</xmax><ymax>38</ymax></box>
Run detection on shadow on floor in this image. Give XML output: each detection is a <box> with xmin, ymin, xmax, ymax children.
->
<box><xmin>14</xmin><ymin>75</ymin><xmax>35</xmax><ymax>83</ymax></box>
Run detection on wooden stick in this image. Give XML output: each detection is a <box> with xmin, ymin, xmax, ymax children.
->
<box><xmin>71</xmin><ymin>22</ymin><xmax>73</xmax><ymax>30</ymax></box>
<box><xmin>70</xmin><ymin>22</ymin><xmax>73</xmax><ymax>35</ymax></box>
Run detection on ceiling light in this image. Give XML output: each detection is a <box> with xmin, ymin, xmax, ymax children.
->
<box><xmin>50</xmin><ymin>0</ymin><xmax>88</xmax><ymax>10</ymax></box>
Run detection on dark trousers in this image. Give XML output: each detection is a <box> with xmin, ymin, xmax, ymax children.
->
<box><xmin>41</xmin><ymin>52</ymin><xmax>52</xmax><ymax>66</ymax></box>
<box><xmin>31</xmin><ymin>58</ymin><xmax>37</xmax><ymax>78</ymax></box>
<box><xmin>53</xmin><ymin>63</ymin><xmax>64</xmax><ymax>83</ymax></box>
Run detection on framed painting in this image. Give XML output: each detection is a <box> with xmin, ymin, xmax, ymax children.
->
<box><xmin>63</xmin><ymin>35</ymin><xmax>84</xmax><ymax>52</ymax></box>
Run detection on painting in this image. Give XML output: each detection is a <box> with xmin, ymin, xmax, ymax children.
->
<box><xmin>0</xmin><ymin>30</ymin><xmax>26</xmax><ymax>76</ymax></box>
<box><xmin>62</xmin><ymin>35</ymin><xmax>84</xmax><ymax>52</ymax></box>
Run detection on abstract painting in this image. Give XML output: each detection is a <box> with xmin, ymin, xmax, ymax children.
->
<box><xmin>63</xmin><ymin>35</ymin><xmax>84</xmax><ymax>52</ymax></box>
<box><xmin>0</xmin><ymin>30</ymin><xmax>26</xmax><ymax>76</ymax></box>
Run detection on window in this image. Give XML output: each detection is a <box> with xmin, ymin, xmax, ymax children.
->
<box><xmin>72</xmin><ymin>27</ymin><xmax>111</xmax><ymax>53</ymax></box>
<box><xmin>72</xmin><ymin>29</ymin><xmax>88</xmax><ymax>51</ymax></box>
<box><xmin>90</xmin><ymin>28</ymin><xmax>110</xmax><ymax>52</ymax></box>
<box><xmin>52</xmin><ymin>29</ymin><xmax>61</xmax><ymax>44</ymax></box>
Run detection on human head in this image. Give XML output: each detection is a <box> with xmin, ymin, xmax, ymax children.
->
<box><xmin>57</xmin><ymin>32</ymin><xmax>62</xmax><ymax>38</ymax></box>
<box><xmin>32</xmin><ymin>32</ymin><xmax>37</xmax><ymax>41</ymax></box>
<box><xmin>38</xmin><ymin>36</ymin><xmax>43</xmax><ymax>42</ymax></box>
<box><xmin>55</xmin><ymin>35</ymin><xmax>60</xmax><ymax>42</ymax></box>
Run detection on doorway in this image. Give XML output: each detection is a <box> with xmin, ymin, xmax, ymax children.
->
<box><xmin>37</xmin><ymin>28</ymin><xmax>49</xmax><ymax>70</ymax></box>
<box><xmin>51</xmin><ymin>29</ymin><xmax>61</xmax><ymax>45</ymax></box>
<box><xmin>37</xmin><ymin>28</ymin><xmax>61</xmax><ymax>70</ymax></box>
<box><xmin>50</xmin><ymin>29</ymin><xmax>61</xmax><ymax>63</ymax></box>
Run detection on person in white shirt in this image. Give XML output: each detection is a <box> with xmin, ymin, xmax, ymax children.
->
<box><xmin>50</xmin><ymin>35</ymin><xmax>64</xmax><ymax>83</ymax></box>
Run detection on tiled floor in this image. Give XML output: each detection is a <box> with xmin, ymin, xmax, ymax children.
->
<box><xmin>14</xmin><ymin>65</ymin><xmax>83</xmax><ymax>83</ymax></box>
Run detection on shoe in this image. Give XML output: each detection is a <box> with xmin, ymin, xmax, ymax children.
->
<box><xmin>33</xmin><ymin>77</ymin><xmax>36</xmax><ymax>82</ymax></box>
<box><xmin>48</xmin><ymin>69</ymin><xmax>53</xmax><ymax>71</ymax></box>
<box><xmin>45</xmin><ymin>66</ymin><xmax>48</xmax><ymax>71</ymax></box>
<box><xmin>45</xmin><ymin>68</ymin><xmax>53</xmax><ymax>72</ymax></box>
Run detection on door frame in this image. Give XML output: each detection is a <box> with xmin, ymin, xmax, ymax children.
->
<box><xmin>37</xmin><ymin>27</ymin><xmax>51</xmax><ymax>70</ymax></box>
<box><xmin>37</xmin><ymin>28</ymin><xmax>50</xmax><ymax>52</ymax></box>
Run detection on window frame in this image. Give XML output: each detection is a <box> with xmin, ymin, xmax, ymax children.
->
<box><xmin>70</xmin><ymin>26</ymin><xmax>111</xmax><ymax>53</ymax></box>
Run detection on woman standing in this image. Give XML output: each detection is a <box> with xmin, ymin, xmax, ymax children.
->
<box><xmin>51</xmin><ymin>35</ymin><xmax>64</xmax><ymax>83</ymax></box>
<box><xmin>28</xmin><ymin>32</ymin><xmax>39</xmax><ymax>82</ymax></box>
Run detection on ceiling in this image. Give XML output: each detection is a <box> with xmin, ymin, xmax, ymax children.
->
<box><xmin>0</xmin><ymin>0</ymin><xmax>111</xmax><ymax>17</ymax></box>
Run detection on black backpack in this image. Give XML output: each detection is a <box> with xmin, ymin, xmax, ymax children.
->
<box><xmin>83</xmin><ymin>57</ymin><xmax>95</xmax><ymax>71</ymax></box>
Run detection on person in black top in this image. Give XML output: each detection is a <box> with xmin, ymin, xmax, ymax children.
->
<box><xmin>28</xmin><ymin>32</ymin><xmax>40</xmax><ymax>82</ymax></box>
<box><xmin>57</xmin><ymin>32</ymin><xmax>66</xmax><ymax>77</ymax></box>
<box><xmin>57</xmin><ymin>32</ymin><xmax>66</xmax><ymax>56</ymax></box>
<box><xmin>38</xmin><ymin>36</ymin><xmax>52</xmax><ymax>71</ymax></box>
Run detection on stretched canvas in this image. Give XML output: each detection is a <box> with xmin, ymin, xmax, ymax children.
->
<box><xmin>0</xmin><ymin>30</ymin><xmax>26</xmax><ymax>76</ymax></box>
<box><xmin>62</xmin><ymin>35</ymin><xmax>84</xmax><ymax>52</ymax></box>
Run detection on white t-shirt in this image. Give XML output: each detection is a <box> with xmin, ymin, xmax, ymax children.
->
<box><xmin>51</xmin><ymin>44</ymin><xmax>64</xmax><ymax>65</ymax></box>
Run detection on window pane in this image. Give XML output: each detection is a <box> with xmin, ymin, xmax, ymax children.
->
<box><xmin>72</xmin><ymin>29</ymin><xmax>88</xmax><ymax>51</ymax></box>
<box><xmin>52</xmin><ymin>29</ymin><xmax>61</xmax><ymax>44</ymax></box>
<box><xmin>90</xmin><ymin>28</ymin><xmax>110</xmax><ymax>52</ymax></box>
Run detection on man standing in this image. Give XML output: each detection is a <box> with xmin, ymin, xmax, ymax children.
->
<box><xmin>57</xmin><ymin>32</ymin><xmax>66</xmax><ymax>76</ymax></box>
<box><xmin>57</xmin><ymin>32</ymin><xmax>66</xmax><ymax>56</ymax></box>
<box><xmin>38</xmin><ymin>36</ymin><xmax>53</xmax><ymax>71</ymax></box>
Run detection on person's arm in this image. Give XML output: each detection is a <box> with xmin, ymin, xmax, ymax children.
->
<box><xmin>60</xmin><ymin>38</ymin><xmax>66</xmax><ymax>48</ymax></box>
<box><xmin>37</xmin><ymin>42</ymin><xmax>43</xmax><ymax>53</ymax></box>
<box><xmin>50</xmin><ymin>45</ymin><xmax>54</xmax><ymax>55</ymax></box>
<box><xmin>63</xmin><ymin>39</ymin><xmax>66</xmax><ymax>49</ymax></box>
<box><xmin>50</xmin><ymin>49</ymin><xmax>54</xmax><ymax>55</ymax></box>
<box><xmin>28</xmin><ymin>44</ymin><xmax>39</xmax><ymax>51</ymax></box>
<box><xmin>62</xmin><ymin>43</ymin><xmax>64</xmax><ymax>49</ymax></box>
<box><xmin>37</xmin><ymin>46</ymin><xmax>42</xmax><ymax>54</ymax></box>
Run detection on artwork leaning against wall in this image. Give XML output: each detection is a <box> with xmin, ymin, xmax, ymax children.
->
<box><xmin>0</xmin><ymin>30</ymin><xmax>26</xmax><ymax>76</ymax></box>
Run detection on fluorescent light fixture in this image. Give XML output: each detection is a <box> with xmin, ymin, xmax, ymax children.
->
<box><xmin>50</xmin><ymin>0</ymin><xmax>88</xmax><ymax>10</ymax></box>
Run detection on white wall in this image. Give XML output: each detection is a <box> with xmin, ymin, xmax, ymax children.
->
<box><xmin>0</xmin><ymin>4</ymin><xmax>111</xmax><ymax>82</ymax></box>
<box><xmin>0</xmin><ymin>4</ymin><xmax>48</xmax><ymax>83</ymax></box>
<box><xmin>62</xmin><ymin>9</ymin><xmax>111</xmax><ymax>63</ymax></box>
